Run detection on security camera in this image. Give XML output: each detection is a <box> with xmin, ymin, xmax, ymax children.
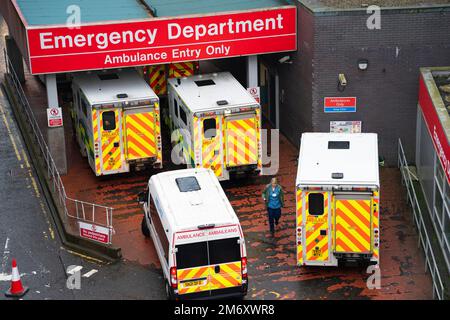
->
<box><xmin>278</xmin><ymin>56</ymin><xmax>292</xmax><ymax>64</ymax></box>
<box><xmin>338</xmin><ymin>73</ymin><xmax>347</xmax><ymax>86</ymax></box>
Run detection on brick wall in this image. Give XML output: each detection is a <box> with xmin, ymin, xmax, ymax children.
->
<box><xmin>279</xmin><ymin>3</ymin><xmax>450</xmax><ymax>165</ymax></box>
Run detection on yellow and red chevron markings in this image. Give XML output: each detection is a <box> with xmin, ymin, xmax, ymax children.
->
<box><xmin>125</xmin><ymin>112</ymin><xmax>156</xmax><ymax>161</ymax></box>
<box><xmin>202</xmin><ymin>118</ymin><xmax>222</xmax><ymax>177</ymax></box>
<box><xmin>92</xmin><ymin>110</ymin><xmax>101</xmax><ymax>175</ymax></box>
<box><xmin>296</xmin><ymin>188</ymin><xmax>303</xmax><ymax>265</ymax></box>
<box><xmin>305</xmin><ymin>192</ymin><xmax>329</xmax><ymax>262</ymax></box>
<box><xmin>226</xmin><ymin>118</ymin><xmax>258</xmax><ymax>167</ymax></box>
<box><xmin>148</xmin><ymin>65</ymin><xmax>167</xmax><ymax>95</ymax></box>
<box><xmin>169</xmin><ymin>62</ymin><xmax>196</xmax><ymax>78</ymax></box>
<box><xmin>335</xmin><ymin>199</ymin><xmax>371</xmax><ymax>253</ymax></box>
<box><xmin>101</xmin><ymin>111</ymin><xmax>122</xmax><ymax>172</ymax></box>
<box><xmin>177</xmin><ymin>262</ymin><xmax>242</xmax><ymax>295</ymax></box>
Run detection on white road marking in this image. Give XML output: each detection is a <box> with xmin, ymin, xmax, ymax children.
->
<box><xmin>1</xmin><ymin>237</ymin><xmax>10</xmax><ymax>274</ymax></box>
<box><xmin>82</xmin><ymin>269</ymin><xmax>98</xmax><ymax>278</ymax></box>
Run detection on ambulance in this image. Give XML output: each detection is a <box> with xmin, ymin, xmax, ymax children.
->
<box><xmin>71</xmin><ymin>69</ymin><xmax>163</xmax><ymax>176</ymax></box>
<box><xmin>139</xmin><ymin>168</ymin><xmax>248</xmax><ymax>299</ymax></box>
<box><xmin>167</xmin><ymin>72</ymin><xmax>262</xmax><ymax>181</ymax></box>
<box><xmin>296</xmin><ymin>133</ymin><xmax>380</xmax><ymax>267</ymax></box>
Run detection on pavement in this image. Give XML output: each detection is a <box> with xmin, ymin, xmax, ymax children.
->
<box><xmin>0</xmin><ymin>15</ymin><xmax>434</xmax><ymax>300</ymax></box>
<box><xmin>0</xmin><ymin>75</ymin><xmax>164</xmax><ymax>300</ymax></box>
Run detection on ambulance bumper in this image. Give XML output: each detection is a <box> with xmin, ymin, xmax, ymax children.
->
<box><xmin>174</xmin><ymin>285</ymin><xmax>248</xmax><ymax>300</ymax></box>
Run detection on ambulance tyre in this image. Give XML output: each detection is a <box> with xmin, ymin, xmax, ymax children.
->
<box><xmin>165</xmin><ymin>281</ymin><xmax>174</xmax><ymax>300</ymax></box>
<box><xmin>141</xmin><ymin>216</ymin><xmax>150</xmax><ymax>238</ymax></box>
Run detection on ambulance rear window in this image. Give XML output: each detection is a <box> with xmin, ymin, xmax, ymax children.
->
<box><xmin>309</xmin><ymin>193</ymin><xmax>324</xmax><ymax>216</ymax></box>
<box><xmin>328</xmin><ymin>141</ymin><xmax>350</xmax><ymax>149</ymax></box>
<box><xmin>176</xmin><ymin>242</ymin><xmax>208</xmax><ymax>269</ymax></box>
<box><xmin>176</xmin><ymin>177</ymin><xmax>201</xmax><ymax>192</ymax></box>
<box><xmin>208</xmin><ymin>237</ymin><xmax>241</xmax><ymax>264</ymax></box>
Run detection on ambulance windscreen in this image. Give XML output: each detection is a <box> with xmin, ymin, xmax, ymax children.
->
<box><xmin>176</xmin><ymin>177</ymin><xmax>201</xmax><ymax>192</ymax></box>
<box><xmin>176</xmin><ymin>242</ymin><xmax>208</xmax><ymax>269</ymax></box>
<box><xmin>328</xmin><ymin>141</ymin><xmax>350</xmax><ymax>149</ymax></box>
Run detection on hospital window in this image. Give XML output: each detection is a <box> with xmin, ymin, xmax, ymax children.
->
<box><xmin>309</xmin><ymin>193</ymin><xmax>324</xmax><ymax>216</ymax></box>
<box><xmin>203</xmin><ymin>118</ymin><xmax>216</xmax><ymax>139</ymax></box>
<box><xmin>102</xmin><ymin>111</ymin><xmax>116</xmax><ymax>131</ymax></box>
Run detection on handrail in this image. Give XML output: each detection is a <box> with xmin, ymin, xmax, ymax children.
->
<box><xmin>397</xmin><ymin>138</ymin><xmax>444</xmax><ymax>300</ymax></box>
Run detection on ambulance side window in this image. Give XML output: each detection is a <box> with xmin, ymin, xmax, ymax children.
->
<box><xmin>203</xmin><ymin>118</ymin><xmax>216</xmax><ymax>139</ymax></box>
<box><xmin>309</xmin><ymin>193</ymin><xmax>324</xmax><ymax>215</ymax></box>
<box><xmin>174</xmin><ymin>98</ymin><xmax>179</xmax><ymax>118</ymax></box>
<box><xmin>80</xmin><ymin>94</ymin><xmax>88</xmax><ymax>117</ymax></box>
<box><xmin>179</xmin><ymin>106</ymin><xmax>187</xmax><ymax>126</ymax></box>
<box><xmin>102</xmin><ymin>111</ymin><xmax>116</xmax><ymax>131</ymax></box>
<box><xmin>150</xmin><ymin>196</ymin><xmax>169</xmax><ymax>262</ymax></box>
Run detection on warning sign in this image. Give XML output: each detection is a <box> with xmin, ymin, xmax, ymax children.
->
<box><xmin>247</xmin><ymin>87</ymin><xmax>261</xmax><ymax>104</ymax></box>
<box><xmin>79</xmin><ymin>221</ymin><xmax>110</xmax><ymax>244</ymax></box>
<box><xmin>47</xmin><ymin>107</ymin><xmax>63</xmax><ymax>127</ymax></box>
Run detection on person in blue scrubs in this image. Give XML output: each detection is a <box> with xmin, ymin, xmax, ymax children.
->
<box><xmin>262</xmin><ymin>177</ymin><xmax>285</xmax><ymax>237</ymax></box>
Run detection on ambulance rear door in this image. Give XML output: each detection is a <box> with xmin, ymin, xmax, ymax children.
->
<box><xmin>225</xmin><ymin>111</ymin><xmax>259</xmax><ymax>168</ymax></box>
<box><xmin>124</xmin><ymin>105</ymin><xmax>158</xmax><ymax>161</ymax></box>
<box><xmin>303</xmin><ymin>190</ymin><xmax>333</xmax><ymax>265</ymax></box>
<box><xmin>334</xmin><ymin>193</ymin><xmax>372</xmax><ymax>255</ymax></box>
<box><xmin>98</xmin><ymin>108</ymin><xmax>125</xmax><ymax>174</ymax></box>
<box><xmin>199</xmin><ymin>115</ymin><xmax>223</xmax><ymax>178</ymax></box>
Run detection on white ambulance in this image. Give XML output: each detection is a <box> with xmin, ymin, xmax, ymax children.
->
<box><xmin>139</xmin><ymin>168</ymin><xmax>248</xmax><ymax>299</ymax></box>
<box><xmin>167</xmin><ymin>72</ymin><xmax>262</xmax><ymax>181</ymax></box>
<box><xmin>71</xmin><ymin>68</ymin><xmax>162</xmax><ymax>176</ymax></box>
<box><xmin>296</xmin><ymin>133</ymin><xmax>380</xmax><ymax>267</ymax></box>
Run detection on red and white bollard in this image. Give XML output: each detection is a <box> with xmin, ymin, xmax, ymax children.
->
<box><xmin>5</xmin><ymin>259</ymin><xmax>29</xmax><ymax>298</ymax></box>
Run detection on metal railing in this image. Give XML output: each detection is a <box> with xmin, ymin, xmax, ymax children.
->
<box><xmin>3</xmin><ymin>49</ymin><xmax>114</xmax><ymax>244</ymax></box>
<box><xmin>398</xmin><ymin>138</ymin><xmax>444</xmax><ymax>300</ymax></box>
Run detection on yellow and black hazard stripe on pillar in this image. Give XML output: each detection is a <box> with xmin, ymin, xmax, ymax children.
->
<box><xmin>226</xmin><ymin>117</ymin><xmax>258</xmax><ymax>167</ymax></box>
<box><xmin>209</xmin><ymin>261</ymin><xmax>242</xmax><ymax>291</ymax></box>
<box><xmin>335</xmin><ymin>199</ymin><xmax>371</xmax><ymax>254</ymax></box>
<box><xmin>372</xmin><ymin>191</ymin><xmax>380</xmax><ymax>261</ymax></box>
<box><xmin>148</xmin><ymin>65</ymin><xmax>167</xmax><ymax>95</ymax></box>
<box><xmin>177</xmin><ymin>266</ymin><xmax>210</xmax><ymax>295</ymax></box>
<box><xmin>296</xmin><ymin>188</ymin><xmax>304</xmax><ymax>266</ymax></box>
<box><xmin>169</xmin><ymin>62</ymin><xmax>196</xmax><ymax>78</ymax></box>
<box><xmin>305</xmin><ymin>192</ymin><xmax>330</xmax><ymax>262</ymax></box>
<box><xmin>125</xmin><ymin>112</ymin><xmax>157</xmax><ymax>160</ymax></box>
<box><xmin>92</xmin><ymin>109</ymin><xmax>101</xmax><ymax>175</ymax></box>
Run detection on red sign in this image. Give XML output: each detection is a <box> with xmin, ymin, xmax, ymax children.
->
<box><xmin>324</xmin><ymin>97</ymin><xmax>357</xmax><ymax>107</ymax></box>
<box><xmin>324</xmin><ymin>97</ymin><xmax>357</xmax><ymax>113</ymax></box>
<box><xmin>26</xmin><ymin>7</ymin><xmax>297</xmax><ymax>74</ymax></box>
<box><xmin>419</xmin><ymin>74</ymin><xmax>450</xmax><ymax>183</ymax></box>
<box><xmin>79</xmin><ymin>222</ymin><xmax>110</xmax><ymax>244</ymax></box>
<box><xmin>47</xmin><ymin>107</ymin><xmax>63</xmax><ymax>127</ymax></box>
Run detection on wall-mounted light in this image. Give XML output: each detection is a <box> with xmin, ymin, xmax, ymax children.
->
<box><xmin>358</xmin><ymin>59</ymin><xmax>369</xmax><ymax>71</ymax></box>
<box><xmin>278</xmin><ymin>55</ymin><xmax>292</xmax><ymax>64</ymax></box>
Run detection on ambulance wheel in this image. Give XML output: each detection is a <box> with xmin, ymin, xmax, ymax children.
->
<box><xmin>165</xmin><ymin>281</ymin><xmax>174</xmax><ymax>300</ymax></box>
<box><xmin>141</xmin><ymin>217</ymin><xmax>150</xmax><ymax>238</ymax></box>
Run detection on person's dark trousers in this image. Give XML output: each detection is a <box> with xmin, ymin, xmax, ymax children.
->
<box><xmin>267</xmin><ymin>207</ymin><xmax>281</xmax><ymax>233</ymax></box>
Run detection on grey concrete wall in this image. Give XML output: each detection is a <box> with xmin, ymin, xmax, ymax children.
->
<box><xmin>313</xmin><ymin>6</ymin><xmax>450</xmax><ymax>165</ymax></box>
<box><xmin>277</xmin><ymin>1</ymin><xmax>315</xmax><ymax>147</ymax></box>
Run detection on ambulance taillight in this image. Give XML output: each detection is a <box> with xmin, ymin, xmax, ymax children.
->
<box><xmin>170</xmin><ymin>267</ymin><xmax>177</xmax><ymax>289</ymax></box>
<box><xmin>241</xmin><ymin>257</ymin><xmax>248</xmax><ymax>280</ymax></box>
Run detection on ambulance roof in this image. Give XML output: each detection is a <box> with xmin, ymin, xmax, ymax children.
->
<box><xmin>296</xmin><ymin>133</ymin><xmax>380</xmax><ymax>187</ymax></box>
<box><xmin>150</xmin><ymin>168</ymin><xmax>239</xmax><ymax>232</ymax></box>
<box><xmin>168</xmin><ymin>72</ymin><xmax>259</xmax><ymax>113</ymax></box>
<box><xmin>72</xmin><ymin>68</ymin><xmax>158</xmax><ymax>105</ymax></box>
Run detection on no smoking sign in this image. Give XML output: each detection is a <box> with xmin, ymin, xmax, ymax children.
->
<box><xmin>47</xmin><ymin>107</ymin><xmax>63</xmax><ymax>127</ymax></box>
